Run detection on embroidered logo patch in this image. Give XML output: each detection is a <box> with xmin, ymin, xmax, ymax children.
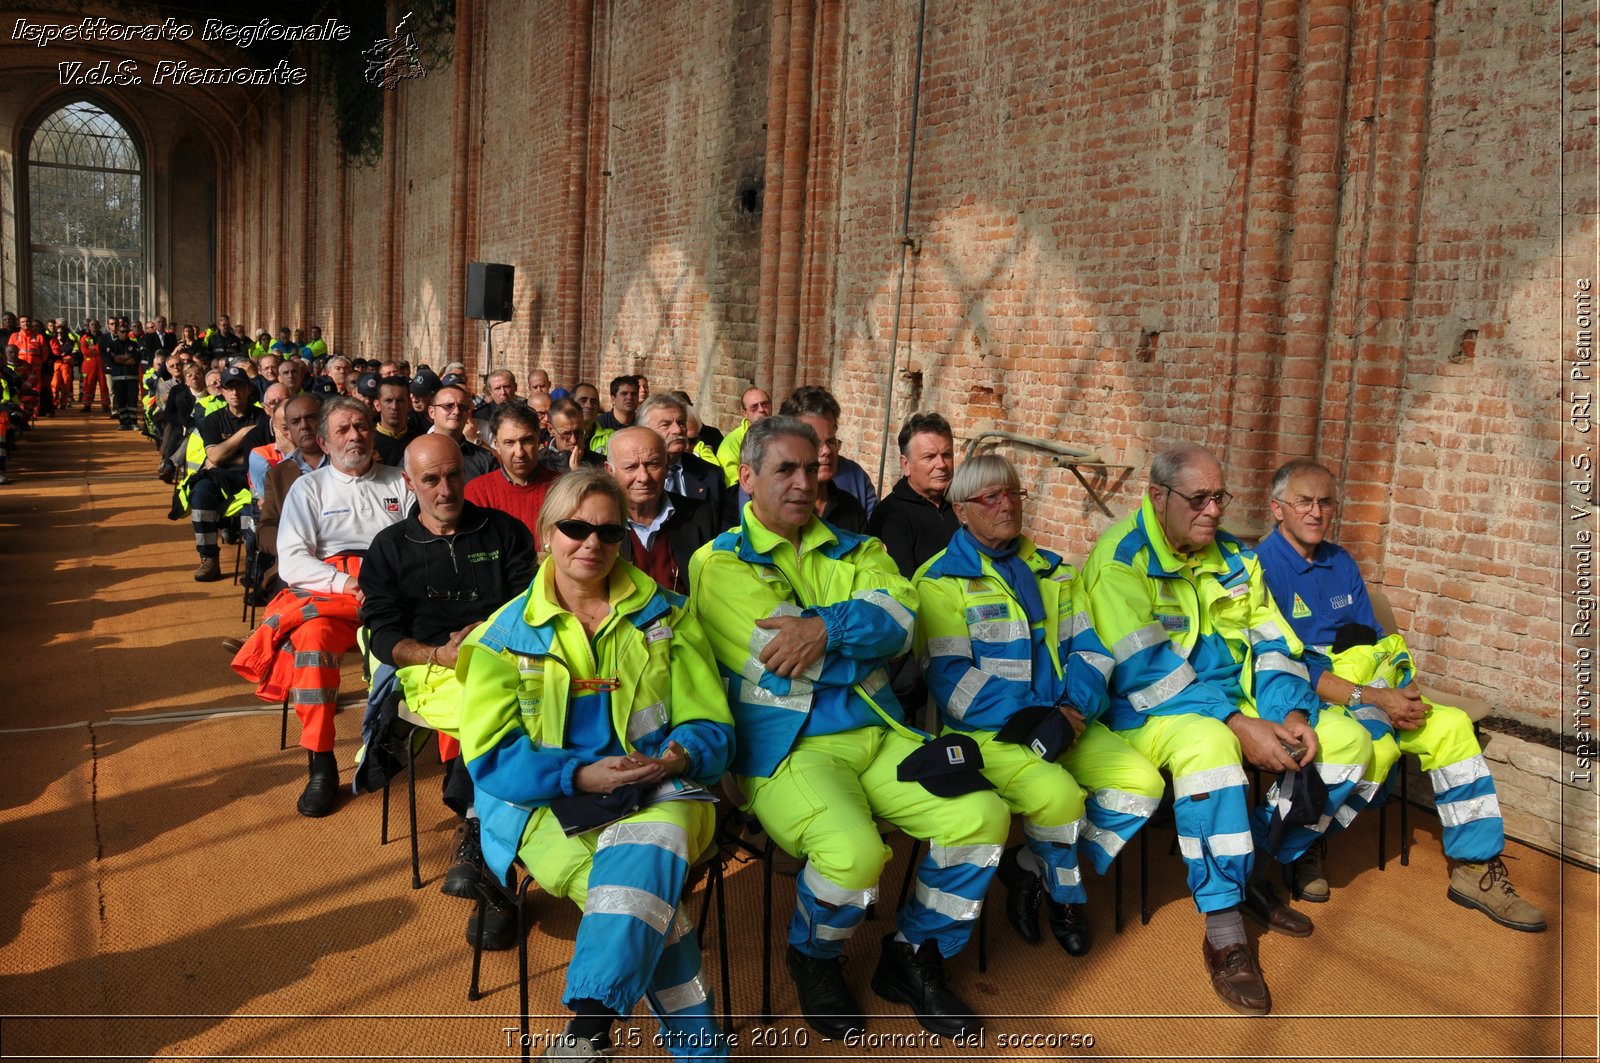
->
<box><xmin>946</xmin><ymin>745</ymin><xmax>967</xmax><ymax>766</ymax></box>
<box><xmin>1292</xmin><ymin>593</ymin><xmax>1312</xmax><ymax>619</ymax></box>
<box><xmin>966</xmin><ymin>578</ymin><xmax>991</xmax><ymax>594</ymax></box>
<box><xmin>383</xmin><ymin>496</ymin><xmax>401</xmax><ymax>513</ymax></box>
<box><xmin>965</xmin><ymin>603</ymin><xmax>1010</xmax><ymax>624</ymax></box>
<box><xmin>1328</xmin><ymin>592</ymin><xmax>1354</xmax><ymax>610</ymax></box>
<box><xmin>1157</xmin><ymin>613</ymin><xmax>1190</xmax><ymax>633</ymax></box>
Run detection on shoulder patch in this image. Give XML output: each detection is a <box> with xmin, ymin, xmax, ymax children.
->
<box><xmin>1291</xmin><ymin>593</ymin><xmax>1312</xmax><ymax>619</ymax></box>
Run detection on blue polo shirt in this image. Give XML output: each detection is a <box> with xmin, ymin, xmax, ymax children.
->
<box><xmin>1255</xmin><ymin>526</ymin><xmax>1382</xmax><ymax>689</ymax></box>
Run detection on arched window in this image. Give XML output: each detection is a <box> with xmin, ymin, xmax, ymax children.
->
<box><xmin>27</xmin><ymin>101</ymin><xmax>145</xmax><ymax>326</ymax></box>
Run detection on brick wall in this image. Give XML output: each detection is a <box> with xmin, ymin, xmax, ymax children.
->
<box><xmin>171</xmin><ymin>0</ymin><xmax>1578</xmax><ymax>730</ymax></box>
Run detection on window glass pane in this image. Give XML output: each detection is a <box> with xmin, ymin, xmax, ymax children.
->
<box><xmin>27</xmin><ymin>101</ymin><xmax>144</xmax><ymax>324</ymax></box>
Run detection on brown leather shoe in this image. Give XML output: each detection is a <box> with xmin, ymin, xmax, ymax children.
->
<box><xmin>1201</xmin><ymin>938</ymin><xmax>1271</xmax><ymax>1015</ymax></box>
<box><xmin>1241</xmin><ymin>880</ymin><xmax>1314</xmax><ymax>937</ymax></box>
<box><xmin>221</xmin><ymin>636</ymin><xmax>245</xmax><ymax>655</ymax></box>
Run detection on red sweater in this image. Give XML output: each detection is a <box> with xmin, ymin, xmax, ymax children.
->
<box><xmin>464</xmin><ymin>469</ymin><xmax>554</xmax><ymax>548</ymax></box>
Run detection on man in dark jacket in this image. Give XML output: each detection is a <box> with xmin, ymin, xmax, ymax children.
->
<box><xmin>636</xmin><ymin>393</ymin><xmax>731</xmax><ymax>525</ymax></box>
<box><xmin>360</xmin><ymin>432</ymin><xmax>537</xmax><ymax>950</ymax></box>
<box><xmin>607</xmin><ymin>426</ymin><xmax>719</xmax><ymax>594</ymax></box>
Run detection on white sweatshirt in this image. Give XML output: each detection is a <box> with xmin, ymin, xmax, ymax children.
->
<box><xmin>276</xmin><ymin>462</ymin><xmax>413</xmax><ymax>594</ymax></box>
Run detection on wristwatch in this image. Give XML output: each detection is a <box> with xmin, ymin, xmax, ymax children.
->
<box><xmin>1346</xmin><ymin>684</ymin><xmax>1365</xmax><ymax>707</ymax></box>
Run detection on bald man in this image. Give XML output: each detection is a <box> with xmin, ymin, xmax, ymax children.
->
<box><xmin>360</xmin><ymin>432</ymin><xmax>537</xmax><ymax>947</ymax></box>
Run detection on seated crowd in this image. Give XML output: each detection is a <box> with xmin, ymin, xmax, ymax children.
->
<box><xmin>3</xmin><ymin>307</ymin><xmax>1546</xmax><ymax>1061</ymax></box>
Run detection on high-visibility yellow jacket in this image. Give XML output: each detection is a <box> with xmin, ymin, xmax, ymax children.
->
<box><xmin>457</xmin><ymin>560</ymin><xmax>735</xmax><ymax>883</ymax></box>
<box><xmin>714</xmin><ymin>419</ymin><xmax>750</xmax><ymax>486</ymax></box>
<box><xmin>1080</xmin><ymin>495</ymin><xmax>1320</xmax><ymax>732</ymax></box>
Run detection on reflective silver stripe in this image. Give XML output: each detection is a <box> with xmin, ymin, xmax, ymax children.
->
<box><xmin>1112</xmin><ymin>624</ymin><xmax>1168</xmax><ymax>663</ymax></box>
<box><xmin>596</xmin><ymin>821</ymin><xmax>690</xmax><ymax>864</ymax></box>
<box><xmin>1173</xmin><ymin>764</ymin><xmax>1248</xmax><ymax>798</ymax></box>
<box><xmin>302</xmin><ymin>604</ymin><xmax>320</xmax><ymax>619</ymax></box>
<box><xmin>1024</xmin><ymin>819</ymin><xmax>1082</xmax><ymax>845</ymax></box>
<box><xmin>1353</xmin><ymin>779</ymin><xmax>1382</xmax><ymax>803</ymax></box>
<box><xmin>654</xmin><ymin>973</ymin><xmax>710</xmax><ymax>1013</ymax></box>
<box><xmin>925</xmin><ymin>635</ymin><xmax>973</xmax><ymax>659</ymax></box>
<box><xmin>1334</xmin><ymin>804</ymin><xmax>1360</xmax><ymax>827</ymax></box>
<box><xmin>801</xmin><ymin>863</ymin><xmax>876</xmax><ymax>909</ymax></box>
<box><xmin>1128</xmin><ymin>662</ymin><xmax>1197</xmax><ymax>712</ymax></box>
<box><xmin>927</xmin><ymin>843</ymin><xmax>1003</xmax><ymax>870</ymax></box>
<box><xmin>742</xmin><ymin>681</ymin><xmax>811</xmax><ymax>714</ymax></box>
<box><xmin>946</xmin><ymin>668</ymin><xmax>991</xmax><ymax>721</ymax></box>
<box><xmin>1248</xmin><ymin>621</ymin><xmax>1284</xmax><ymax>646</ymax></box>
<box><xmin>813</xmin><ymin>921</ymin><xmax>854</xmax><ymax>941</ymax></box>
<box><xmin>860</xmin><ymin>667</ymin><xmax>891</xmax><ymax>697</ymax></box>
<box><xmin>1317</xmin><ymin>762</ymin><xmax>1365</xmax><ymax>787</ymax></box>
<box><xmin>626</xmin><ymin>701</ymin><xmax>670</xmax><ymax>744</ymax></box>
<box><xmin>1065</xmin><ymin>610</ymin><xmax>1094</xmax><ymax>639</ymax></box>
<box><xmin>264</xmin><ymin>615</ymin><xmax>281</xmax><ymax>629</ymax></box>
<box><xmin>858</xmin><ymin>589</ymin><xmax>915</xmax><ymax>643</ymax></box>
<box><xmin>1054</xmin><ymin>865</ymin><xmax>1082</xmax><ymax>888</ymax></box>
<box><xmin>970</xmin><ymin>619</ymin><xmax>1028</xmax><ymax>644</ymax></box>
<box><xmin>1081</xmin><ymin>823</ymin><xmax>1127</xmax><ymax>860</ymax></box>
<box><xmin>977</xmin><ymin>656</ymin><xmax>1032</xmax><ymax>682</ymax></box>
<box><xmin>913</xmin><ymin>881</ymin><xmax>981</xmax><ymax>921</ymax></box>
<box><xmin>663</xmin><ymin>907</ymin><xmax>692</xmax><ymax>945</ymax></box>
<box><xmin>1431</xmin><ymin>754</ymin><xmax>1491</xmax><ymax>793</ymax></box>
<box><xmin>1352</xmin><ymin>706</ymin><xmax>1392</xmax><ymax>726</ymax></box>
<box><xmin>291</xmin><ymin>687</ymin><xmax>339</xmax><ymax>705</ymax></box>
<box><xmin>1210</xmin><ymin>830</ymin><xmax>1253</xmax><ymax>856</ymax></box>
<box><xmin>1089</xmin><ymin>788</ymin><xmax>1163</xmax><ymax>818</ymax></box>
<box><xmin>747</xmin><ymin>602</ymin><xmax>803</xmax><ymax>660</ymax></box>
<box><xmin>1070</xmin><ymin>650</ymin><xmax>1115</xmax><ymax>681</ymax></box>
<box><xmin>586</xmin><ymin>885</ymin><xmax>675</xmax><ymax>934</ymax></box>
<box><xmin>1438</xmin><ymin>793</ymin><xmax>1502</xmax><ymax>827</ymax></box>
<box><xmin>1254</xmin><ymin>650</ymin><xmax>1309</xmax><ymax>681</ymax></box>
<box><xmin>294</xmin><ymin>650</ymin><xmax>336</xmax><ymax>669</ymax></box>
<box><xmin>1177</xmin><ymin>834</ymin><xmax>1202</xmax><ymax>860</ymax></box>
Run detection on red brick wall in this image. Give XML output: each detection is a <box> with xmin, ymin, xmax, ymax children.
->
<box><xmin>197</xmin><ymin>0</ymin><xmax>1577</xmax><ymax>728</ymax></box>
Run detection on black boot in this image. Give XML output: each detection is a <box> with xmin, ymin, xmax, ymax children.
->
<box><xmin>296</xmin><ymin>751</ymin><xmax>339</xmax><ymax>817</ymax></box>
<box><xmin>466</xmin><ymin>885</ymin><xmax>518</xmax><ymax>951</ymax></box>
<box><xmin>441</xmin><ymin>819</ymin><xmax>483</xmax><ymax>899</ymax></box>
<box><xmin>1047</xmin><ymin>899</ymin><xmax>1091</xmax><ymax>956</ymax></box>
<box><xmin>870</xmin><ymin>934</ymin><xmax>981</xmax><ymax>1038</ymax></box>
<box><xmin>785</xmin><ymin>945</ymin><xmax>865</xmax><ymax>1039</ymax></box>
<box><xmin>996</xmin><ymin>845</ymin><xmax>1043</xmax><ymax>944</ymax></box>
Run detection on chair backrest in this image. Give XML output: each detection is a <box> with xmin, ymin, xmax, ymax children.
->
<box><xmin>1369</xmin><ymin>588</ymin><xmax>1399</xmax><ymax>636</ymax></box>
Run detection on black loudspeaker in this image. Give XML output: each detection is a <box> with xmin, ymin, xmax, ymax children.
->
<box><xmin>466</xmin><ymin>262</ymin><xmax>514</xmax><ymax>321</ymax></box>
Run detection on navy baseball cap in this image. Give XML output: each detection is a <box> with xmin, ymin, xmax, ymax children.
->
<box><xmin>219</xmin><ymin>367</ymin><xmax>251</xmax><ymax>388</ymax></box>
<box><xmin>354</xmin><ymin>372</ymin><xmax>381</xmax><ymax>399</ymax></box>
<box><xmin>410</xmin><ymin>369</ymin><xmax>441</xmax><ymax>396</ymax></box>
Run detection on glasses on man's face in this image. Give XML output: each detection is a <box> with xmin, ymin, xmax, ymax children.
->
<box><xmin>555</xmin><ymin>519</ymin><xmax>627</xmax><ymax>545</ymax></box>
<box><xmin>432</xmin><ymin>402</ymin><xmax>466</xmax><ymax>413</ymax></box>
<box><xmin>818</xmin><ymin>437</ymin><xmax>842</xmax><ymax>452</ymax></box>
<box><xmin>1281</xmin><ymin>496</ymin><xmax>1337</xmax><ymax>515</ymax></box>
<box><xmin>964</xmin><ymin>486</ymin><xmax>1028</xmax><ymax>508</ymax></box>
<box><xmin>1160</xmin><ymin>484</ymin><xmax>1233</xmax><ymax>512</ymax></box>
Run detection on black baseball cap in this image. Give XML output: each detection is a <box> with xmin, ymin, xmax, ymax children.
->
<box><xmin>219</xmin><ymin>367</ymin><xmax>251</xmax><ymax>388</ymax></box>
<box><xmin>996</xmin><ymin>704</ymin><xmax>1076</xmax><ymax>762</ymax></box>
<box><xmin>896</xmin><ymin>733</ymin><xmax>994</xmax><ymax>797</ymax></box>
<box><xmin>354</xmin><ymin>372</ymin><xmax>381</xmax><ymax>399</ymax></box>
<box><xmin>410</xmin><ymin>369</ymin><xmax>441</xmax><ymax>396</ymax></box>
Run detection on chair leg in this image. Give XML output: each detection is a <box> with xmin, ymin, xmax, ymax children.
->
<box><xmin>1113</xmin><ymin>848</ymin><xmax>1124</xmax><ymax>934</ymax></box>
<box><xmin>761</xmin><ymin>838</ymin><xmax>774</xmax><ymax>1025</ymax></box>
<box><xmin>380</xmin><ymin>775</ymin><xmax>391</xmax><ymax>846</ymax></box>
<box><xmin>517</xmin><ymin>876</ymin><xmax>534</xmax><ymax>1063</ymax></box>
<box><xmin>279</xmin><ymin>694</ymin><xmax>289</xmax><ymax>750</ymax></box>
<box><xmin>1139</xmin><ymin>827</ymin><xmax>1151</xmax><ymax>926</ymax></box>
<box><xmin>1399</xmin><ymin>753</ymin><xmax>1411</xmax><ymax>867</ymax></box>
<box><xmin>407</xmin><ymin>738</ymin><xmax>422</xmax><ymax>890</ymax></box>
<box><xmin>713</xmin><ymin>862</ymin><xmax>732</xmax><ymax>1033</ymax></box>
<box><xmin>1377</xmin><ymin>762</ymin><xmax>1394</xmax><ymax>871</ymax></box>
<box><xmin>468</xmin><ymin>885</ymin><xmax>488</xmax><ymax>1002</ymax></box>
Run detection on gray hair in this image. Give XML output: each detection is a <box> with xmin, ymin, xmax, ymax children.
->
<box><xmin>949</xmin><ymin>453</ymin><xmax>1020</xmax><ymax>507</ymax></box>
<box><xmin>636</xmin><ymin>393</ymin><xmax>688</xmax><ymax>423</ymax></box>
<box><xmin>1149</xmin><ymin>444</ymin><xmax>1217</xmax><ymax>488</ymax></box>
<box><xmin>1270</xmin><ymin>458</ymin><xmax>1332</xmax><ymax>501</ymax></box>
<box><xmin>741</xmin><ymin>415</ymin><xmax>819</xmax><ymax>473</ymax></box>
<box><xmin>318</xmin><ymin>395</ymin><xmax>372</xmax><ymax>441</ymax></box>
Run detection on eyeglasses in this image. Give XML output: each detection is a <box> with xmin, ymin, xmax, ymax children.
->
<box><xmin>555</xmin><ymin>519</ymin><xmax>627</xmax><ymax>544</ymax></box>
<box><xmin>819</xmin><ymin>437</ymin><xmax>842</xmax><ymax>451</ymax></box>
<box><xmin>1279</xmin><ymin>496</ymin><xmax>1338</xmax><ymax>514</ymax></box>
<box><xmin>963</xmin><ymin>487</ymin><xmax>1028</xmax><ymax>508</ymax></box>
<box><xmin>1160</xmin><ymin>484</ymin><xmax>1233</xmax><ymax>511</ymax></box>
<box><xmin>431</xmin><ymin>402</ymin><xmax>466</xmax><ymax>412</ymax></box>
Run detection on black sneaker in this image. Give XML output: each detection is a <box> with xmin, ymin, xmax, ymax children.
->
<box><xmin>785</xmin><ymin>945</ymin><xmax>865</xmax><ymax>1039</ymax></box>
<box><xmin>1047</xmin><ymin>899</ymin><xmax>1091</xmax><ymax>956</ymax></box>
<box><xmin>870</xmin><ymin>934</ymin><xmax>981</xmax><ymax>1038</ymax></box>
<box><xmin>466</xmin><ymin>887</ymin><xmax>518</xmax><ymax>952</ymax></box>
<box><xmin>996</xmin><ymin>845</ymin><xmax>1043</xmax><ymax>944</ymax></box>
<box><xmin>442</xmin><ymin>820</ymin><xmax>484</xmax><ymax>899</ymax></box>
<box><xmin>296</xmin><ymin>751</ymin><xmax>339</xmax><ymax>817</ymax></box>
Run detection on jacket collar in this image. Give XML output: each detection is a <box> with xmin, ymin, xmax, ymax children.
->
<box><xmin>734</xmin><ymin>503</ymin><xmax>864</xmax><ymax>565</ymax></box>
<box><xmin>401</xmin><ymin>500</ymin><xmax>490</xmax><ymax>544</ymax></box>
<box><xmin>1136</xmin><ymin>494</ymin><xmax>1231</xmax><ymax>578</ymax></box>
<box><xmin>924</xmin><ymin>527</ymin><xmax>1059</xmax><ymax>581</ymax></box>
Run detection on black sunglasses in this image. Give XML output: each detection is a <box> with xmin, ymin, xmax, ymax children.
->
<box><xmin>555</xmin><ymin>519</ymin><xmax>627</xmax><ymax>545</ymax></box>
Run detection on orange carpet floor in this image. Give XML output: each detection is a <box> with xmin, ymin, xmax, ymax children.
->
<box><xmin>0</xmin><ymin>413</ymin><xmax>1595</xmax><ymax>1061</ymax></box>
